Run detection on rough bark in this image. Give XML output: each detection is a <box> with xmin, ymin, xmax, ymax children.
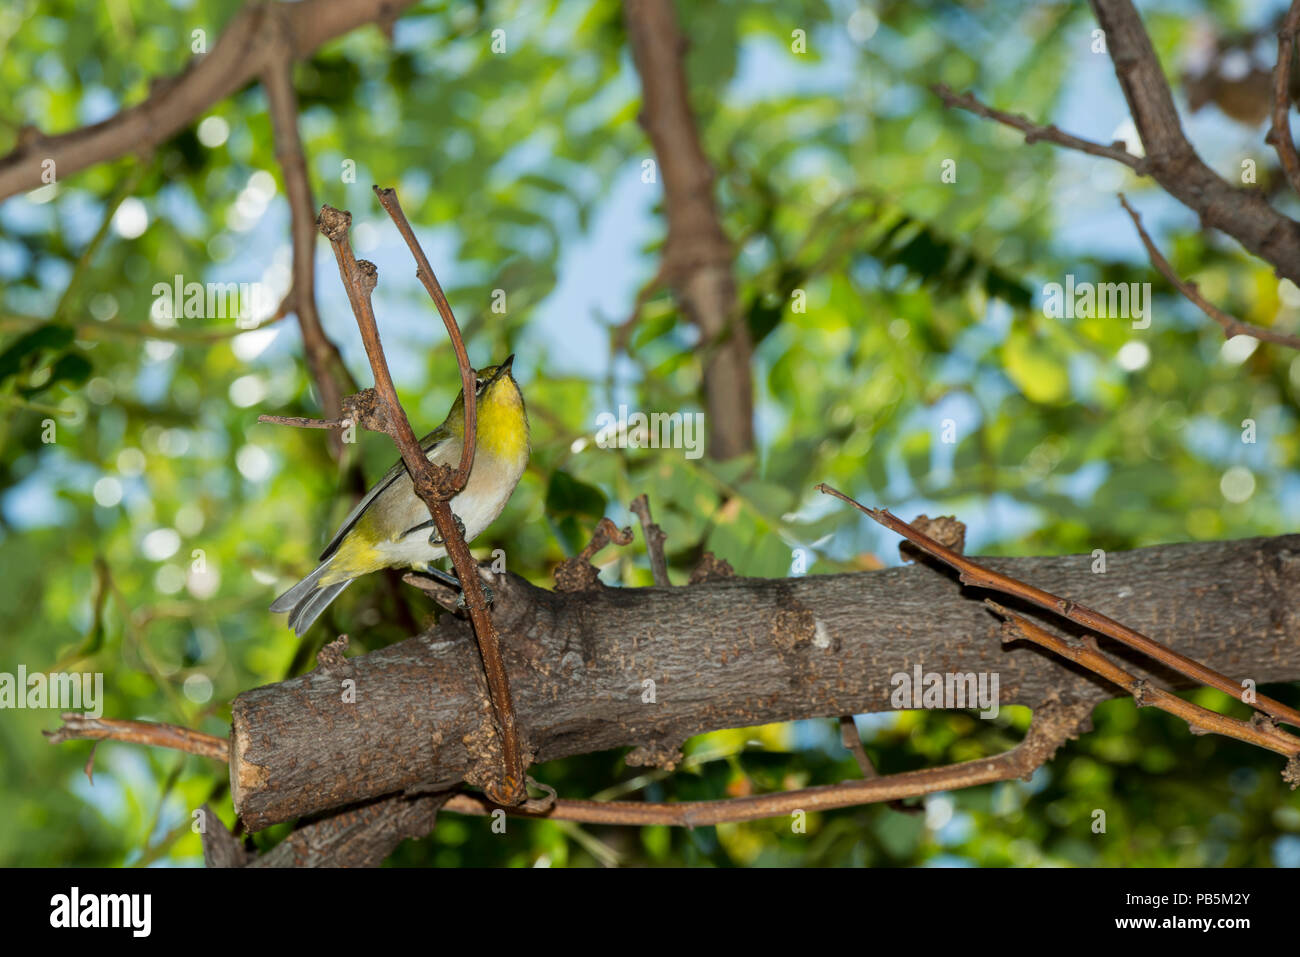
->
<box><xmin>230</xmin><ymin>533</ymin><xmax>1300</xmax><ymax>831</ymax></box>
<box><xmin>202</xmin><ymin>795</ymin><xmax>450</xmax><ymax>867</ymax></box>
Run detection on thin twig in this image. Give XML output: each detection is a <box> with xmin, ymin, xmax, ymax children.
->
<box><xmin>553</xmin><ymin>517</ymin><xmax>635</xmax><ymax>592</ymax></box>
<box><xmin>372</xmin><ymin>186</ymin><xmax>477</xmax><ymax>489</ymax></box>
<box><xmin>401</xmin><ymin>570</ymin><xmax>464</xmax><ymax>612</ymax></box>
<box><xmin>1269</xmin><ymin>1</ymin><xmax>1300</xmax><ymax>197</ymax></box>
<box><xmin>988</xmin><ymin>602</ymin><xmax>1300</xmax><ymax>766</ymax></box>
<box><xmin>256</xmin><ymin>413</ymin><xmax>348</xmax><ymax>430</ymax></box>
<box><xmin>816</xmin><ymin>484</ymin><xmax>1300</xmax><ymax>731</ymax></box>
<box><xmin>51</xmin><ymin>168</ymin><xmax>145</xmax><ymax>324</ymax></box>
<box><xmin>839</xmin><ymin>714</ymin><xmax>925</xmax><ymax>813</ymax></box>
<box><xmin>933</xmin><ymin>84</ymin><xmax>1149</xmax><ymax>173</ymax></box>
<box><xmin>579</xmin><ymin>518</ymin><xmax>635</xmax><ymax>562</ymax></box>
<box><xmin>608</xmin><ymin>266</ymin><xmax>666</xmax><ymax>356</ymax></box>
<box><xmin>629</xmin><ymin>493</ymin><xmax>671</xmax><ymax>586</ymax></box>
<box><xmin>440</xmin><ymin>698</ymin><xmax>1094</xmax><ymax>826</ymax></box>
<box><xmin>44</xmin><ymin>715</ymin><xmax>229</xmax><ymax>763</ymax></box>
<box><xmin>0</xmin><ymin>311</ymin><xmax>291</xmax><ymax>343</ymax></box>
<box><xmin>1119</xmin><ymin>194</ymin><xmax>1300</xmax><ymax>350</ymax></box>
<box><xmin>838</xmin><ymin>715</ymin><xmax>879</xmax><ymax>778</ymax></box>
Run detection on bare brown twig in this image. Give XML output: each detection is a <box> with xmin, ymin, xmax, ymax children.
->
<box><xmin>988</xmin><ymin>602</ymin><xmax>1300</xmax><ymax>771</ymax></box>
<box><xmin>629</xmin><ymin>494</ymin><xmax>671</xmax><ymax>586</ymax></box>
<box><xmin>44</xmin><ymin>715</ymin><xmax>229</xmax><ymax>763</ymax></box>
<box><xmin>554</xmin><ymin>517</ymin><xmax>634</xmax><ymax>592</ymax></box>
<box><xmin>372</xmin><ymin>187</ymin><xmax>478</xmax><ymax>489</ymax></box>
<box><xmin>579</xmin><ymin>518</ymin><xmax>636</xmax><ymax>561</ymax></box>
<box><xmin>816</xmin><ymin>484</ymin><xmax>1300</xmax><ymax>731</ymax></box>
<box><xmin>1118</xmin><ymin>195</ymin><xmax>1300</xmax><ymax>350</ymax></box>
<box><xmin>932</xmin><ymin>84</ymin><xmax>1148</xmax><ymax>172</ymax></box>
<box><xmin>839</xmin><ymin>714</ymin><xmax>879</xmax><ymax>779</ymax></box>
<box><xmin>440</xmin><ymin>697</ymin><xmax>1095</xmax><ymax>826</ymax></box>
<box><xmin>257</xmin><ymin>413</ymin><xmax>348</xmax><ymax>430</ymax></box>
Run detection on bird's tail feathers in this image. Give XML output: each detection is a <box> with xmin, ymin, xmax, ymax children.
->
<box><xmin>270</xmin><ymin>560</ymin><xmax>355</xmax><ymax>637</ymax></box>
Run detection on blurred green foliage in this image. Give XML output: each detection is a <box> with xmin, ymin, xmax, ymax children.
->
<box><xmin>1</xmin><ymin>0</ymin><xmax>1298</xmax><ymax>867</ymax></box>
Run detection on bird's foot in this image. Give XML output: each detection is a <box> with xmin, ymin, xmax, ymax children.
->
<box><xmin>427</xmin><ymin>513</ymin><xmax>466</xmax><ymax>547</ymax></box>
<box><xmin>421</xmin><ymin>563</ymin><xmax>494</xmax><ymax>610</ymax></box>
<box><xmin>454</xmin><ymin>580</ymin><xmax>494</xmax><ymax>611</ymax></box>
<box><xmin>420</xmin><ymin>564</ymin><xmax>461</xmax><ymax>590</ymax></box>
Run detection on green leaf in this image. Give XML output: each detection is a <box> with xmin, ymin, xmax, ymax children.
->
<box><xmin>0</xmin><ymin>325</ymin><xmax>75</xmax><ymax>383</ymax></box>
<box><xmin>46</xmin><ymin>352</ymin><xmax>93</xmax><ymax>388</ymax></box>
<box><xmin>1002</xmin><ymin>331</ymin><xmax>1068</xmax><ymax>404</ymax></box>
<box><xmin>545</xmin><ymin>469</ymin><xmax>607</xmax><ymax>520</ymax></box>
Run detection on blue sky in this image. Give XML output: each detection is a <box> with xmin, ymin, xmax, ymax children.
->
<box><xmin>3</xmin><ymin>0</ymin><xmax>1297</xmax><ymax>552</ymax></box>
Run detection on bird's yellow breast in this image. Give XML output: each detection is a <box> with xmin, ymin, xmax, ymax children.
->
<box><xmin>322</xmin><ymin>373</ymin><xmax>528</xmax><ymax>583</ymax></box>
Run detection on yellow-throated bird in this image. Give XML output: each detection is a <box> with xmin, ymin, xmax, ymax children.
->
<box><xmin>272</xmin><ymin>355</ymin><xmax>528</xmax><ymax>635</ymax></box>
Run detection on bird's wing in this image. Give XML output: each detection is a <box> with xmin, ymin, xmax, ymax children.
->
<box><xmin>319</xmin><ymin>426</ymin><xmax>452</xmax><ymax>560</ymax></box>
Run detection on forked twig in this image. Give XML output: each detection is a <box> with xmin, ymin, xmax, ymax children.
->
<box><xmin>989</xmin><ymin>602</ymin><xmax>1300</xmax><ymax>769</ymax></box>
<box><xmin>816</xmin><ymin>484</ymin><xmax>1300</xmax><ymax>731</ymax></box>
<box><xmin>372</xmin><ymin>186</ymin><xmax>478</xmax><ymax>488</ymax></box>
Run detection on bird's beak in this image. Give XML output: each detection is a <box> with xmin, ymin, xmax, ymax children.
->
<box><xmin>482</xmin><ymin>354</ymin><xmax>514</xmax><ymax>390</ymax></box>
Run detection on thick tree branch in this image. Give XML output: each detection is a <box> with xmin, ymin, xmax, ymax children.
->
<box><xmin>0</xmin><ymin>0</ymin><xmax>418</xmax><ymax>201</ymax></box>
<box><xmin>224</xmin><ymin>532</ymin><xmax>1300</xmax><ymax>831</ymax></box>
<box><xmin>939</xmin><ymin>0</ymin><xmax>1300</xmax><ymax>287</ymax></box>
<box><xmin>1090</xmin><ymin>0</ymin><xmax>1300</xmax><ymax>280</ymax></box>
<box><xmin>1268</xmin><ymin>1</ymin><xmax>1300</xmax><ymax>197</ymax></box>
<box><xmin>49</xmin><ymin>532</ymin><xmax>1300</xmax><ymax>843</ymax></box>
<box><xmin>263</xmin><ymin>21</ymin><xmax>358</xmax><ymax>457</ymax></box>
<box><xmin>201</xmin><ymin>793</ymin><xmax>452</xmax><ymax>868</ymax></box>
<box><xmin>624</xmin><ymin>0</ymin><xmax>754</xmax><ymax>459</ymax></box>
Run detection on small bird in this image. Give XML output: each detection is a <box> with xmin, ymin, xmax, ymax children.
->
<box><xmin>272</xmin><ymin>355</ymin><xmax>529</xmax><ymax>636</ymax></box>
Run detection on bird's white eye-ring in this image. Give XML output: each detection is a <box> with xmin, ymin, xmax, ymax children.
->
<box><xmin>475</xmin><ymin>377</ymin><xmax>487</xmax><ymax>392</ymax></box>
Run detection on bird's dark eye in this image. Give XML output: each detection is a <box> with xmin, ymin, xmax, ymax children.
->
<box><xmin>475</xmin><ymin>378</ymin><xmax>486</xmax><ymax>392</ymax></box>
